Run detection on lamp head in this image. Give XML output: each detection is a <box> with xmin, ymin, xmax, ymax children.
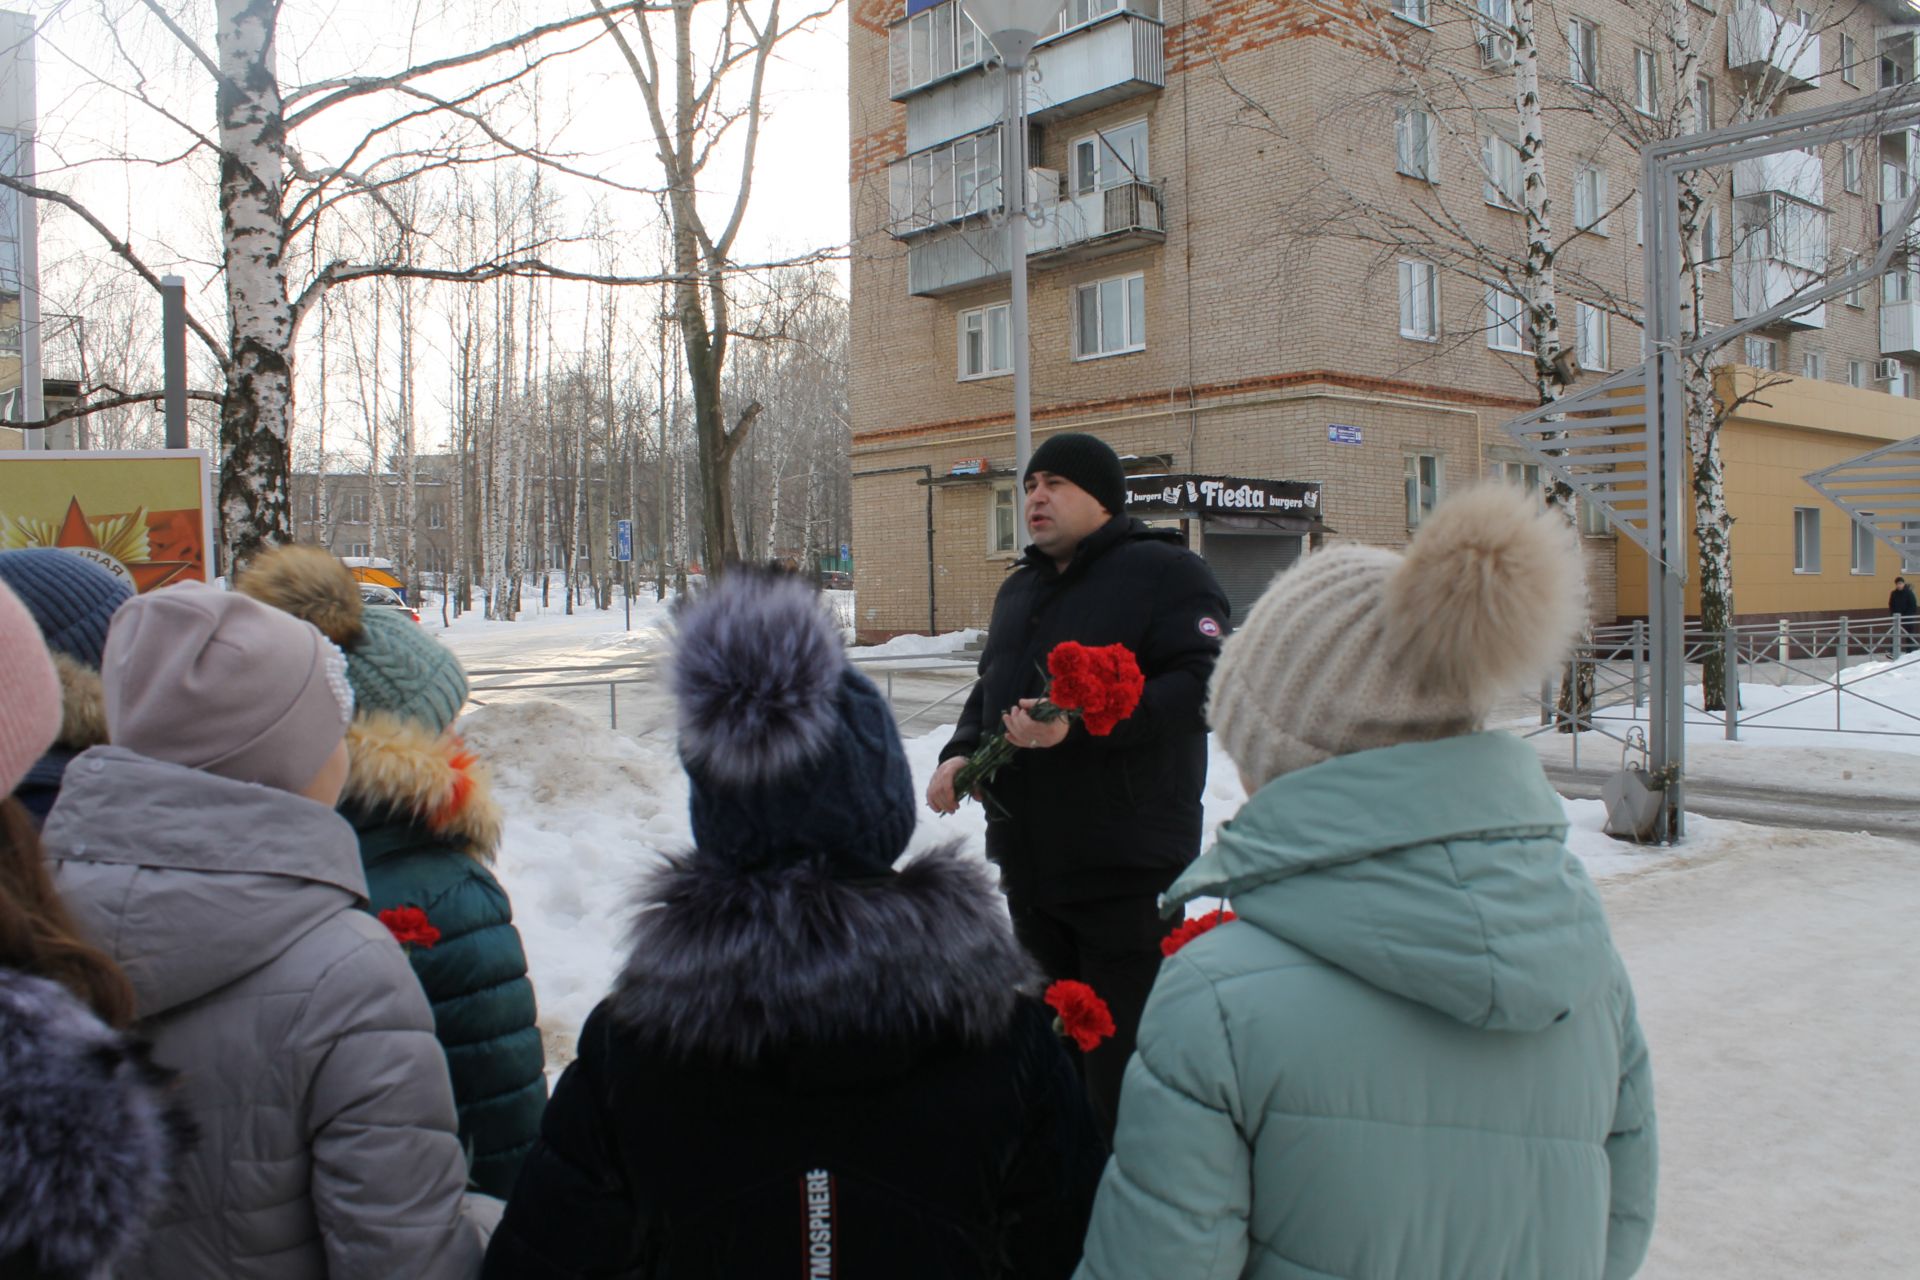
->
<box><xmin>959</xmin><ymin>0</ymin><xmax>1066</xmax><ymax>67</ymax></box>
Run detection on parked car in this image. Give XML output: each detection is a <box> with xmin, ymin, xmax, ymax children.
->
<box><xmin>359</xmin><ymin>582</ymin><xmax>422</xmax><ymax>624</ymax></box>
<box><xmin>821</xmin><ymin>571</ymin><xmax>853</xmax><ymax>590</ymax></box>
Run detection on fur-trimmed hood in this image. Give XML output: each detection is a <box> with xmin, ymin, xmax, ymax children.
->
<box><xmin>612</xmin><ymin>843</ymin><xmax>1039</xmax><ymax>1064</ymax></box>
<box><xmin>341</xmin><ymin>711</ymin><xmax>501</xmax><ymax>858</ymax></box>
<box><xmin>51</xmin><ymin>651</ymin><xmax>106</xmax><ymax>751</ymax></box>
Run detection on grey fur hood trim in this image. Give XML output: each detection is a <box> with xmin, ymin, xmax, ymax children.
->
<box><xmin>612</xmin><ymin>843</ymin><xmax>1039</xmax><ymax>1063</ymax></box>
<box><xmin>0</xmin><ymin>969</ymin><xmax>190</xmax><ymax>1280</ymax></box>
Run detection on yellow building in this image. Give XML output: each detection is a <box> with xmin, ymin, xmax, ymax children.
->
<box><xmin>1615</xmin><ymin>366</ymin><xmax>1920</xmax><ymax>624</ymax></box>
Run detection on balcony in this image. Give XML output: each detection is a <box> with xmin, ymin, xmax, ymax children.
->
<box><xmin>1732</xmin><ymin>254</ymin><xmax>1827</xmax><ymax>329</ymax></box>
<box><xmin>1726</xmin><ymin>0</ymin><xmax>1819</xmax><ymax>90</ymax></box>
<box><xmin>895</xmin><ymin>7</ymin><xmax>1165</xmax><ymax>155</ymax></box>
<box><xmin>1882</xmin><ymin>300</ymin><xmax>1920</xmax><ymax>357</ymax></box>
<box><xmin>1732</xmin><ymin>150</ymin><xmax>1823</xmax><ymax>205</ymax></box>
<box><xmin>907</xmin><ymin>180</ymin><xmax>1166</xmax><ymax>296</ymax></box>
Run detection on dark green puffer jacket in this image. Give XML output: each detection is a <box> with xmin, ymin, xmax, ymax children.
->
<box><xmin>340</xmin><ymin>712</ymin><xmax>548</xmax><ymax>1199</ymax></box>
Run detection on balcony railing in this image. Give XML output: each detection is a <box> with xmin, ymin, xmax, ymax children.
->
<box><xmin>907</xmin><ymin>179</ymin><xmax>1166</xmax><ymax>296</ymax></box>
<box><xmin>1732</xmin><ymin>149</ymin><xmax>1823</xmax><ymax>205</ymax></box>
<box><xmin>1727</xmin><ymin>0</ymin><xmax>1819</xmax><ymax>89</ymax></box>
<box><xmin>1883</xmin><ymin>298</ymin><xmax>1920</xmax><ymax>357</ymax></box>
<box><xmin>897</xmin><ymin>8</ymin><xmax>1165</xmax><ymax>155</ymax></box>
<box><xmin>1731</xmin><ymin>252</ymin><xmax>1827</xmax><ymax>329</ymax></box>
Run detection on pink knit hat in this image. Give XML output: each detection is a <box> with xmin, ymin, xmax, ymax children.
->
<box><xmin>0</xmin><ymin>580</ymin><xmax>62</xmax><ymax>796</ymax></box>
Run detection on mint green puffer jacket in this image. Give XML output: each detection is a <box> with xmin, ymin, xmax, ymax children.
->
<box><xmin>1075</xmin><ymin>733</ymin><xmax>1656</xmax><ymax>1280</ymax></box>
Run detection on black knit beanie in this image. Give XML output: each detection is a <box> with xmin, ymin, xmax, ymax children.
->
<box><xmin>1024</xmin><ymin>432</ymin><xmax>1127</xmax><ymax>516</ymax></box>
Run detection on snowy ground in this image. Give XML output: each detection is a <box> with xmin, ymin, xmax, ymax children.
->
<box><xmin>444</xmin><ymin>609</ymin><xmax>1917</xmax><ymax>1275</ymax></box>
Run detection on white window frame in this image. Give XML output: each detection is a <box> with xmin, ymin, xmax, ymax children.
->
<box><xmin>1568</xmin><ymin>18</ymin><xmax>1599</xmax><ymax>91</ymax></box>
<box><xmin>1070</xmin><ymin>119</ymin><xmax>1149</xmax><ymax>196</ymax></box>
<box><xmin>958</xmin><ymin>301</ymin><xmax>1013</xmax><ymax>380</ymax></box>
<box><xmin>1406</xmin><ymin>452</ymin><xmax>1443</xmax><ymax>528</ymax></box>
<box><xmin>899</xmin><ymin>2</ymin><xmax>985</xmax><ymax>94</ymax></box>
<box><xmin>348</xmin><ymin>542</ymin><xmax>371</xmax><ymax>559</ymax></box>
<box><xmin>1700</xmin><ymin>205</ymin><xmax>1721</xmax><ymax>270</ymax></box>
<box><xmin>1576</xmin><ymin>302</ymin><xmax>1609</xmax><ymax>372</ymax></box>
<box><xmin>1841</xmin><ymin>33</ymin><xmax>1858</xmax><ymax>87</ymax></box>
<box><xmin>891</xmin><ymin>127</ymin><xmax>1002</xmax><ymax>232</ymax></box>
<box><xmin>1794</xmin><ymin>506</ymin><xmax>1822</xmax><ymax>573</ymax></box>
<box><xmin>1633</xmin><ymin>46</ymin><xmax>1658</xmax><ymax>115</ymax></box>
<box><xmin>1745</xmin><ymin>335</ymin><xmax>1780</xmax><ymax>370</ymax></box>
<box><xmin>989</xmin><ymin>481</ymin><xmax>1020</xmax><ymax>554</ymax></box>
<box><xmin>345</xmin><ymin>493</ymin><xmax>369</xmax><ymax>524</ymax></box>
<box><xmin>1072</xmin><ymin>271</ymin><xmax>1147</xmax><ymax>359</ymax></box>
<box><xmin>1483</xmin><ymin>133</ymin><xmax>1522</xmax><ymax>209</ymax></box>
<box><xmin>427</xmin><ymin>502</ymin><xmax>446</xmax><ymax>530</ymax></box>
<box><xmin>1846</xmin><ymin>251</ymin><xmax>1866</xmax><ymax>307</ymax></box>
<box><xmin>1485</xmin><ymin>286</ymin><xmax>1525</xmax><ymax>352</ymax></box>
<box><xmin>1850</xmin><ymin>358</ymin><xmax>1867</xmax><ymax>387</ymax></box>
<box><xmin>1498</xmin><ymin>459</ymin><xmax>1542</xmax><ymax>492</ymax></box>
<box><xmin>1852</xmin><ymin>511</ymin><xmax>1877</xmax><ymax>576</ymax></box>
<box><xmin>1843</xmin><ymin>142</ymin><xmax>1862</xmax><ymax>195</ymax></box>
<box><xmin>1579</xmin><ymin>496</ymin><xmax>1612</xmax><ymax>537</ymax></box>
<box><xmin>1391</xmin><ymin>0</ymin><xmax>1429</xmax><ymax>25</ymax></box>
<box><xmin>1394</xmin><ymin>104</ymin><xmax>1436</xmax><ymax>182</ymax></box>
<box><xmin>1694</xmin><ymin>77</ymin><xmax>1714</xmax><ymax>133</ymax></box>
<box><xmin>1574</xmin><ymin>166</ymin><xmax>1609</xmax><ymax>234</ymax></box>
<box><xmin>1398</xmin><ymin>259</ymin><xmax>1439</xmax><ymax>341</ymax></box>
<box><xmin>1802</xmin><ymin>352</ymin><xmax>1824</xmax><ymax>380</ymax></box>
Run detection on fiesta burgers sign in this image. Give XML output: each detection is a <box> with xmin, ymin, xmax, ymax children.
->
<box><xmin>1124</xmin><ymin>474</ymin><xmax>1321</xmax><ymax>516</ymax></box>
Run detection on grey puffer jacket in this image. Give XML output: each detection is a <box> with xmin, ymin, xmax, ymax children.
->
<box><xmin>42</xmin><ymin>747</ymin><xmax>497</xmax><ymax>1280</ymax></box>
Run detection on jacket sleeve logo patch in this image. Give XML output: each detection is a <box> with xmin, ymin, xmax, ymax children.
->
<box><xmin>803</xmin><ymin>1168</ymin><xmax>835</xmax><ymax>1277</ymax></box>
<box><xmin>1198</xmin><ymin>617</ymin><xmax>1222</xmax><ymax>638</ymax></box>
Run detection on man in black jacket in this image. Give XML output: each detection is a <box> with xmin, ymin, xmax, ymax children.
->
<box><xmin>928</xmin><ymin>433</ymin><xmax>1229</xmax><ymax>1135</ymax></box>
<box><xmin>1893</xmin><ymin>576</ymin><xmax>1918</xmax><ymax>652</ymax></box>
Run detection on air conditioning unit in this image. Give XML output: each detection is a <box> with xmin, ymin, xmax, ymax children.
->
<box><xmin>1480</xmin><ymin>31</ymin><xmax>1516</xmax><ymax>69</ymax></box>
<box><xmin>1876</xmin><ymin>357</ymin><xmax>1903</xmax><ymax>380</ymax></box>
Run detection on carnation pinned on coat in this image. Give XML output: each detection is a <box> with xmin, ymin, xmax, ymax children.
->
<box><xmin>1044</xmin><ymin>979</ymin><xmax>1116</xmax><ymax>1053</ymax></box>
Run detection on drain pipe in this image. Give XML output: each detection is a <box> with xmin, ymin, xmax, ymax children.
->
<box><xmin>851</xmin><ymin>464</ymin><xmax>937</xmax><ymax>634</ymax></box>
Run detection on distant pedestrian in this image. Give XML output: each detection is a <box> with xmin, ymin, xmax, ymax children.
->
<box><xmin>926</xmin><ymin>431</ymin><xmax>1229</xmax><ymax>1137</ymax></box>
<box><xmin>0</xmin><ymin>548</ymin><xmax>133</xmax><ymax>824</ymax></box>
<box><xmin>1891</xmin><ymin>576</ymin><xmax>1917</xmax><ymax>653</ymax></box>
<box><xmin>486</xmin><ymin>573</ymin><xmax>1104</xmax><ymax>1280</ymax></box>
<box><xmin>239</xmin><ymin>544</ymin><xmax>546</xmax><ymax>1198</ymax></box>
<box><xmin>1077</xmin><ymin>487</ymin><xmax>1657</xmax><ymax>1280</ymax></box>
<box><xmin>41</xmin><ymin>583</ymin><xmax>498</xmax><ymax>1279</ymax></box>
<box><xmin>0</xmin><ymin>577</ymin><xmax>188</xmax><ymax>1280</ymax></box>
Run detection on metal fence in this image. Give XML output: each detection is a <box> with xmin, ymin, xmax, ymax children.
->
<box><xmin>1521</xmin><ymin>615</ymin><xmax>1920</xmax><ymax>771</ymax></box>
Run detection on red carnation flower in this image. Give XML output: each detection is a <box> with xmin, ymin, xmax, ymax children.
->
<box><xmin>1161</xmin><ymin>909</ymin><xmax>1237</xmax><ymax>958</ymax></box>
<box><xmin>1044</xmin><ymin>979</ymin><xmax>1117</xmax><ymax>1053</ymax></box>
<box><xmin>1046</xmin><ymin>642</ymin><xmax>1145</xmax><ymax>737</ymax></box>
<box><xmin>378</xmin><ymin>906</ymin><xmax>440</xmax><ymax>951</ymax></box>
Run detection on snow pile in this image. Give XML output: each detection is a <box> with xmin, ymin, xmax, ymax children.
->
<box><xmin>849</xmin><ymin>629</ymin><xmax>984</xmax><ymax>660</ymax></box>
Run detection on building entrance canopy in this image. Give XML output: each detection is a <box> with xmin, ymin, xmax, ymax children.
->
<box><xmin>1123</xmin><ymin>473</ymin><xmax>1321</xmax><ymax>520</ymax></box>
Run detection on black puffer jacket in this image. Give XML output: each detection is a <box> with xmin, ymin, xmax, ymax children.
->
<box><xmin>941</xmin><ymin>515</ymin><xmax>1230</xmax><ymax>904</ymax></box>
<box><xmin>482</xmin><ymin>847</ymin><xmax>1105</xmax><ymax>1280</ymax></box>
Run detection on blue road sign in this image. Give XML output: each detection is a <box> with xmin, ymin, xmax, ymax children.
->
<box><xmin>614</xmin><ymin>519</ymin><xmax>633</xmax><ymax>562</ymax></box>
<box><xmin>1327</xmin><ymin>423</ymin><xmax>1363</xmax><ymax>445</ymax></box>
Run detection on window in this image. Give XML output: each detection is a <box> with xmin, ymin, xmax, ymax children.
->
<box><xmin>1073</xmin><ymin>272</ymin><xmax>1146</xmax><ymax>358</ymax></box>
<box><xmin>1843</xmin><ymin>143</ymin><xmax>1862</xmax><ymax>194</ymax></box>
<box><xmin>1060</xmin><ymin>0</ymin><xmax>1126</xmax><ymax>29</ymax></box>
<box><xmin>1802</xmin><ymin>352</ymin><xmax>1824</xmax><ymax>380</ymax></box>
<box><xmin>1576</xmin><ymin>302</ymin><xmax>1609</xmax><ymax>371</ymax></box>
<box><xmin>1744</xmin><ymin>335</ymin><xmax>1780</xmax><ymax>370</ymax></box>
<box><xmin>1391</xmin><ymin>0</ymin><xmax>1429</xmax><ymax>24</ymax></box>
<box><xmin>1694</xmin><ymin>77</ymin><xmax>1714</xmax><ymax>133</ymax></box>
<box><xmin>1478</xmin><ymin>0</ymin><xmax>1510</xmax><ymax>28</ymax></box>
<box><xmin>1849</xmin><ymin>359</ymin><xmax>1867</xmax><ymax>388</ymax></box>
<box><xmin>1700</xmin><ymin>205</ymin><xmax>1721</xmax><ymax>270</ymax></box>
<box><xmin>1893</xmin><ymin>363</ymin><xmax>1913</xmax><ymax>397</ymax></box>
<box><xmin>1794</xmin><ymin>507</ymin><xmax>1821</xmax><ymax>573</ymax></box>
<box><xmin>1842</xmin><ymin>33</ymin><xmax>1858</xmax><ymax>87</ymax></box>
<box><xmin>1071</xmin><ymin>120</ymin><xmax>1148</xmax><ymax>195</ymax></box>
<box><xmin>344</xmin><ymin>493</ymin><xmax>369</xmax><ymax>523</ymax></box>
<box><xmin>1398</xmin><ymin>259</ymin><xmax>1438</xmax><ymax>340</ymax></box>
<box><xmin>1395</xmin><ymin>105</ymin><xmax>1436</xmax><ymax>182</ymax></box>
<box><xmin>348</xmin><ymin>542</ymin><xmax>370</xmax><ymax>559</ymax></box>
<box><xmin>1574</xmin><ymin>166</ymin><xmax>1609</xmax><ymax>234</ymax></box>
<box><xmin>959</xmin><ymin>302</ymin><xmax>1012</xmax><ymax>379</ymax></box>
<box><xmin>426</xmin><ymin>501</ymin><xmax>446</xmax><ymax>529</ymax></box>
<box><xmin>1846</xmin><ymin>251</ymin><xmax>1865</xmax><ymax>307</ymax></box>
<box><xmin>1853</xmin><ymin>513</ymin><xmax>1877</xmax><ymax>575</ymax></box>
<box><xmin>1886</xmin><ymin>269</ymin><xmax>1912</xmax><ymax>306</ymax></box>
<box><xmin>306</xmin><ymin>492</ymin><xmax>319</xmax><ymax>520</ymax></box>
<box><xmin>989</xmin><ymin>482</ymin><xmax>1019</xmax><ymax>554</ymax></box>
<box><xmin>1580</xmin><ymin>496</ymin><xmax>1612</xmax><ymax>537</ymax></box>
<box><xmin>890</xmin><ymin>127</ymin><xmax>1002</xmax><ymax>232</ymax></box>
<box><xmin>1483</xmin><ymin>133</ymin><xmax>1522</xmax><ymax>209</ymax></box>
<box><xmin>1486</xmin><ymin>286</ymin><xmax>1525</xmax><ymax>351</ymax></box>
<box><xmin>1406</xmin><ymin>453</ymin><xmax>1442</xmax><ymax>528</ymax></box>
<box><xmin>1568</xmin><ymin>19</ymin><xmax>1598</xmax><ymax>90</ymax></box>
<box><xmin>1633</xmin><ymin>46</ymin><xmax>1658</xmax><ymax>115</ymax></box>
<box><xmin>1499</xmin><ymin>460</ymin><xmax>1542</xmax><ymax>492</ymax></box>
<box><xmin>896</xmin><ymin>2</ymin><xmax>985</xmax><ymax>94</ymax></box>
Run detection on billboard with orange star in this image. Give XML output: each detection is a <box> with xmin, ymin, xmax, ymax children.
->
<box><xmin>0</xmin><ymin>450</ymin><xmax>212</xmax><ymax>592</ymax></box>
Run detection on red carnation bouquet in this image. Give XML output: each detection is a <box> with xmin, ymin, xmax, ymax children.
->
<box><xmin>378</xmin><ymin>906</ymin><xmax>441</xmax><ymax>952</ymax></box>
<box><xmin>1044</xmin><ymin>980</ymin><xmax>1116</xmax><ymax>1053</ymax></box>
<box><xmin>1162</xmin><ymin>907</ymin><xmax>1236</xmax><ymax>957</ymax></box>
<box><xmin>952</xmin><ymin>641</ymin><xmax>1146</xmax><ymax>806</ymax></box>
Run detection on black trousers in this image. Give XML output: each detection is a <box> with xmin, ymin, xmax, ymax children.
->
<box><xmin>1008</xmin><ymin>893</ymin><xmax>1169</xmax><ymax>1142</ymax></box>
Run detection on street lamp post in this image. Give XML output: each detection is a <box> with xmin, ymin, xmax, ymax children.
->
<box><xmin>960</xmin><ymin>0</ymin><xmax>1065</xmax><ymax>479</ymax></box>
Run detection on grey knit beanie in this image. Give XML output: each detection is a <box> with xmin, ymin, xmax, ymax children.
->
<box><xmin>1209</xmin><ymin>485</ymin><xmax>1586</xmax><ymax>792</ymax></box>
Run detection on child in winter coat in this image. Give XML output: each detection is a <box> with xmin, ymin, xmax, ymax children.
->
<box><xmin>40</xmin><ymin>582</ymin><xmax>499</xmax><ymax>1280</ymax></box>
<box><xmin>0</xmin><ymin>579</ymin><xmax>187</xmax><ymax>1280</ymax></box>
<box><xmin>1076</xmin><ymin>487</ymin><xmax>1657</xmax><ymax>1280</ymax></box>
<box><xmin>238</xmin><ymin>544</ymin><xmax>546</xmax><ymax>1197</ymax></box>
<box><xmin>0</xmin><ymin>548</ymin><xmax>133</xmax><ymax>824</ymax></box>
<box><xmin>483</xmin><ymin>573</ymin><xmax>1106</xmax><ymax>1279</ymax></box>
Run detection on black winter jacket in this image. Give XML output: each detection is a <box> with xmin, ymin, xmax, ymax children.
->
<box><xmin>1891</xmin><ymin>583</ymin><xmax>1918</xmax><ymax>617</ymax></box>
<box><xmin>482</xmin><ymin>847</ymin><xmax>1106</xmax><ymax>1280</ymax></box>
<box><xmin>941</xmin><ymin>515</ymin><xmax>1230</xmax><ymax>904</ymax></box>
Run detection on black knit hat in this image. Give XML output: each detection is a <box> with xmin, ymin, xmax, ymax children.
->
<box><xmin>1024</xmin><ymin>432</ymin><xmax>1127</xmax><ymax>516</ymax></box>
<box><xmin>672</xmin><ymin>572</ymin><xmax>916</xmax><ymax>878</ymax></box>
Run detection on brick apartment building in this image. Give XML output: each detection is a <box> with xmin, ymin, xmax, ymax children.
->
<box><xmin>847</xmin><ymin>0</ymin><xmax>1920</xmax><ymax>641</ymax></box>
